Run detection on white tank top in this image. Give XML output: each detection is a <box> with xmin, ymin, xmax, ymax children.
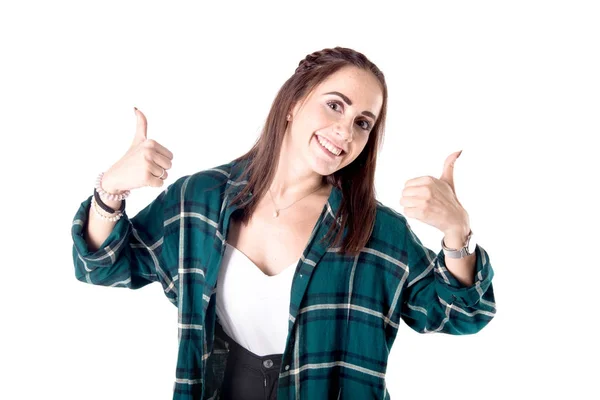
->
<box><xmin>216</xmin><ymin>241</ymin><xmax>298</xmax><ymax>356</ymax></box>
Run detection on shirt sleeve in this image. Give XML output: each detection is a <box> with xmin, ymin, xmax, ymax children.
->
<box><xmin>398</xmin><ymin>221</ymin><xmax>496</xmax><ymax>335</ymax></box>
<box><xmin>71</xmin><ymin>185</ymin><xmax>179</xmax><ymax>307</ymax></box>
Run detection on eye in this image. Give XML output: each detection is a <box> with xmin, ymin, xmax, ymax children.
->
<box><xmin>327</xmin><ymin>100</ymin><xmax>342</xmax><ymax>112</ymax></box>
<box><xmin>357</xmin><ymin>120</ymin><xmax>371</xmax><ymax>131</ymax></box>
<box><xmin>327</xmin><ymin>100</ymin><xmax>371</xmax><ymax>131</ymax></box>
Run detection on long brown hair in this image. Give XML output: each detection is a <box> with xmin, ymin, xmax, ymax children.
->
<box><xmin>226</xmin><ymin>46</ymin><xmax>388</xmax><ymax>256</ymax></box>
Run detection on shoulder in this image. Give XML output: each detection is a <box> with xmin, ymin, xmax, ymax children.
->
<box><xmin>162</xmin><ymin>158</ymin><xmax>241</xmax><ymax>205</ymax></box>
<box><xmin>371</xmin><ymin>200</ymin><xmax>410</xmax><ymax>243</ymax></box>
<box><xmin>187</xmin><ymin>160</ymin><xmax>238</xmax><ymax>195</ymax></box>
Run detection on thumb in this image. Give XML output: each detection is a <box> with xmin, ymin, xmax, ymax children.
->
<box><xmin>131</xmin><ymin>107</ymin><xmax>147</xmax><ymax>147</ymax></box>
<box><xmin>439</xmin><ymin>150</ymin><xmax>462</xmax><ymax>192</ymax></box>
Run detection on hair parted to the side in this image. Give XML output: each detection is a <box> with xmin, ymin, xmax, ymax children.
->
<box><xmin>226</xmin><ymin>46</ymin><xmax>388</xmax><ymax>256</ymax></box>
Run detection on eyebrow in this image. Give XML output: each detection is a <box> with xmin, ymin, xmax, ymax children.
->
<box><xmin>324</xmin><ymin>91</ymin><xmax>378</xmax><ymax>121</ymax></box>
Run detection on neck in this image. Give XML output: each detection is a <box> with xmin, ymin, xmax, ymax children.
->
<box><xmin>270</xmin><ymin>175</ymin><xmax>326</xmax><ymax>198</ymax></box>
<box><xmin>269</xmin><ymin>142</ymin><xmax>328</xmax><ymax>202</ymax></box>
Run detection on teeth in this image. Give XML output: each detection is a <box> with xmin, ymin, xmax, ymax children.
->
<box><xmin>316</xmin><ymin>135</ymin><xmax>342</xmax><ymax>156</ymax></box>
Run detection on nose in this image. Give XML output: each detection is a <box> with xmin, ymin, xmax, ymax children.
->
<box><xmin>334</xmin><ymin>119</ymin><xmax>353</xmax><ymax>143</ymax></box>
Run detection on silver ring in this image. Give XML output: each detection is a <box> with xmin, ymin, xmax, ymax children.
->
<box><xmin>159</xmin><ymin>168</ymin><xmax>165</xmax><ymax>179</ymax></box>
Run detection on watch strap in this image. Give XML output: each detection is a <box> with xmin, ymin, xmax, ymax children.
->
<box><xmin>441</xmin><ymin>230</ymin><xmax>473</xmax><ymax>259</ymax></box>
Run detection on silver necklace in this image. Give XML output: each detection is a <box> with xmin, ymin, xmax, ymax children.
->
<box><xmin>268</xmin><ymin>185</ymin><xmax>323</xmax><ymax>218</ymax></box>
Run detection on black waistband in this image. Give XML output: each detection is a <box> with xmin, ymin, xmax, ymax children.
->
<box><xmin>215</xmin><ymin>321</ymin><xmax>283</xmax><ymax>371</ymax></box>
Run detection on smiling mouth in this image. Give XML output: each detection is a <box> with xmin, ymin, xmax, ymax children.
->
<box><xmin>315</xmin><ymin>134</ymin><xmax>345</xmax><ymax>156</ymax></box>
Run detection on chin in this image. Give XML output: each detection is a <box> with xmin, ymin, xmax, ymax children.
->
<box><xmin>308</xmin><ymin>156</ymin><xmax>345</xmax><ymax>177</ymax></box>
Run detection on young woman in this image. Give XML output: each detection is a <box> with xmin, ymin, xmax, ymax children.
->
<box><xmin>72</xmin><ymin>47</ymin><xmax>496</xmax><ymax>400</ymax></box>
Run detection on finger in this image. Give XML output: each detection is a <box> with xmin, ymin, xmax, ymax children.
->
<box><xmin>402</xmin><ymin>185</ymin><xmax>430</xmax><ymax>199</ymax></box>
<box><xmin>145</xmin><ymin>139</ymin><xmax>174</xmax><ymax>160</ymax></box>
<box><xmin>440</xmin><ymin>151</ymin><xmax>461</xmax><ymax>191</ymax></box>
<box><xmin>149</xmin><ymin>151</ymin><xmax>173</xmax><ymax>171</ymax></box>
<box><xmin>131</xmin><ymin>107</ymin><xmax>148</xmax><ymax>147</ymax></box>
<box><xmin>404</xmin><ymin>176</ymin><xmax>434</xmax><ymax>188</ymax></box>
<box><xmin>147</xmin><ymin>163</ymin><xmax>168</xmax><ymax>187</ymax></box>
<box><xmin>147</xmin><ymin>160</ymin><xmax>167</xmax><ymax>178</ymax></box>
<box><xmin>147</xmin><ymin>174</ymin><xmax>167</xmax><ymax>188</ymax></box>
<box><xmin>399</xmin><ymin>196</ymin><xmax>422</xmax><ymax>208</ymax></box>
<box><xmin>403</xmin><ymin>207</ymin><xmax>423</xmax><ymax>220</ymax></box>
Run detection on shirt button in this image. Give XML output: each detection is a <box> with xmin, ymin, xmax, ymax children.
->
<box><xmin>285</xmin><ymin>365</ymin><xmax>290</xmax><ymax>371</ymax></box>
<box><xmin>299</xmin><ymin>274</ymin><xmax>303</xmax><ymax>278</ymax></box>
<box><xmin>263</xmin><ymin>359</ymin><xmax>273</xmax><ymax>368</ymax></box>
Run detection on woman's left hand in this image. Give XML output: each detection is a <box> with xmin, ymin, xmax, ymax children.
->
<box><xmin>399</xmin><ymin>150</ymin><xmax>470</xmax><ymax>236</ymax></box>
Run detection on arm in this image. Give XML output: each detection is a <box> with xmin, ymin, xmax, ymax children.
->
<box><xmin>399</xmin><ymin>221</ymin><xmax>496</xmax><ymax>335</ymax></box>
<box><xmin>71</xmin><ymin>183</ymin><xmax>179</xmax><ymax>306</ymax></box>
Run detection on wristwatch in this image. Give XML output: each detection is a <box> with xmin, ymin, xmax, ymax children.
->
<box><xmin>441</xmin><ymin>229</ymin><xmax>476</xmax><ymax>259</ymax></box>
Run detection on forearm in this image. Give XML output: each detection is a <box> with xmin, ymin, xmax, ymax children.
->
<box><xmin>85</xmin><ymin>197</ymin><xmax>123</xmax><ymax>252</ymax></box>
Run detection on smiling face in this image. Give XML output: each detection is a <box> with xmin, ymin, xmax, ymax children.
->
<box><xmin>284</xmin><ymin>65</ymin><xmax>384</xmax><ymax>177</ymax></box>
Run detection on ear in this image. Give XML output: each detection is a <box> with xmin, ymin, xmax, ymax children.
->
<box><xmin>288</xmin><ymin>102</ymin><xmax>300</xmax><ymax>119</ymax></box>
<box><xmin>288</xmin><ymin>91</ymin><xmax>312</xmax><ymax>119</ymax></box>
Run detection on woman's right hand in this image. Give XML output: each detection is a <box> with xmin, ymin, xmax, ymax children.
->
<box><xmin>102</xmin><ymin>108</ymin><xmax>174</xmax><ymax>193</ymax></box>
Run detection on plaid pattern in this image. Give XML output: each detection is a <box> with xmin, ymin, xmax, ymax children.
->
<box><xmin>72</xmin><ymin>157</ymin><xmax>496</xmax><ymax>399</ymax></box>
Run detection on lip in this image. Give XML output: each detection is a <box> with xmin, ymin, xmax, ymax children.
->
<box><xmin>313</xmin><ymin>134</ymin><xmax>343</xmax><ymax>158</ymax></box>
<box><xmin>315</xmin><ymin>134</ymin><xmax>346</xmax><ymax>154</ymax></box>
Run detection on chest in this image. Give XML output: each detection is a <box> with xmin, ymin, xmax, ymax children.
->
<box><xmin>226</xmin><ymin>196</ymin><xmax>325</xmax><ymax>276</ymax></box>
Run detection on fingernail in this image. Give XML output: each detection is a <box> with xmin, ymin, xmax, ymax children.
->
<box><xmin>134</xmin><ymin>106</ymin><xmax>138</xmax><ymax>113</ymax></box>
<box><xmin>457</xmin><ymin>150</ymin><xmax>463</xmax><ymax>158</ymax></box>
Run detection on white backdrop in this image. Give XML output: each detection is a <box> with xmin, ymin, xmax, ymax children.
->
<box><xmin>1</xmin><ymin>0</ymin><xmax>598</xmax><ymax>399</ymax></box>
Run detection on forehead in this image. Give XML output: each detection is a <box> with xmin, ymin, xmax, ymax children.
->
<box><xmin>311</xmin><ymin>66</ymin><xmax>383</xmax><ymax>111</ymax></box>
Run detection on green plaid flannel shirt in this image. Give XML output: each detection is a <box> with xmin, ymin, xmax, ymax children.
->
<box><xmin>72</xmin><ymin>157</ymin><xmax>496</xmax><ymax>399</ymax></box>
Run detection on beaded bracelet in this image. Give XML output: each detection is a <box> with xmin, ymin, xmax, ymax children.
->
<box><xmin>91</xmin><ymin>195</ymin><xmax>123</xmax><ymax>222</ymax></box>
<box><xmin>92</xmin><ymin>195</ymin><xmax>123</xmax><ymax>219</ymax></box>
<box><xmin>95</xmin><ymin>172</ymin><xmax>130</xmax><ymax>201</ymax></box>
<box><xmin>94</xmin><ymin>188</ymin><xmax>125</xmax><ymax>214</ymax></box>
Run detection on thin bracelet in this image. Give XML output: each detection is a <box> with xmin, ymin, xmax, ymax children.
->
<box><xmin>91</xmin><ymin>195</ymin><xmax>123</xmax><ymax>222</ymax></box>
<box><xmin>94</xmin><ymin>188</ymin><xmax>125</xmax><ymax>214</ymax></box>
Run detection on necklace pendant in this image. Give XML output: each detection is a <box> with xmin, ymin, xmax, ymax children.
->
<box><xmin>273</xmin><ymin>210</ymin><xmax>279</xmax><ymax>218</ymax></box>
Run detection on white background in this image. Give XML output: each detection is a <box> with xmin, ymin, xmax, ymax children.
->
<box><xmin>1</xmin><ymin>0</ymin><xmax>598</xmax><ymax>399</ymax></box>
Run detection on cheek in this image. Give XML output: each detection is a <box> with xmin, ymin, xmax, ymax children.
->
<box><xmin>297</xmin><ymin>107</ymin><xmax>329</xmax><ymax>134</ymax></box>
<box><xmin>355</xmin><ymin>136</ymin><xmax>370</xmax><ymax>152</ymax></box>
<box><xmin>313</xmin><ymin>104</ymin><xmax>334</xmax><ymax>125</ymax></box>
<box><xmin>347</xmin><ymin>138</ymin><xmax>370</xmax><ymax>161</ymax></box>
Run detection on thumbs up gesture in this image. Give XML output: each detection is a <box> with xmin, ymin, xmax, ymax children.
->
<box><xmin>102</xmin><ymin>108</ymin><xmax>174</xmax><ymax>193</ymax></box>
<box><xmin>399</xmin><ymin>150</ymin><xmax>470</xmax><ymax>236</ymax></box>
